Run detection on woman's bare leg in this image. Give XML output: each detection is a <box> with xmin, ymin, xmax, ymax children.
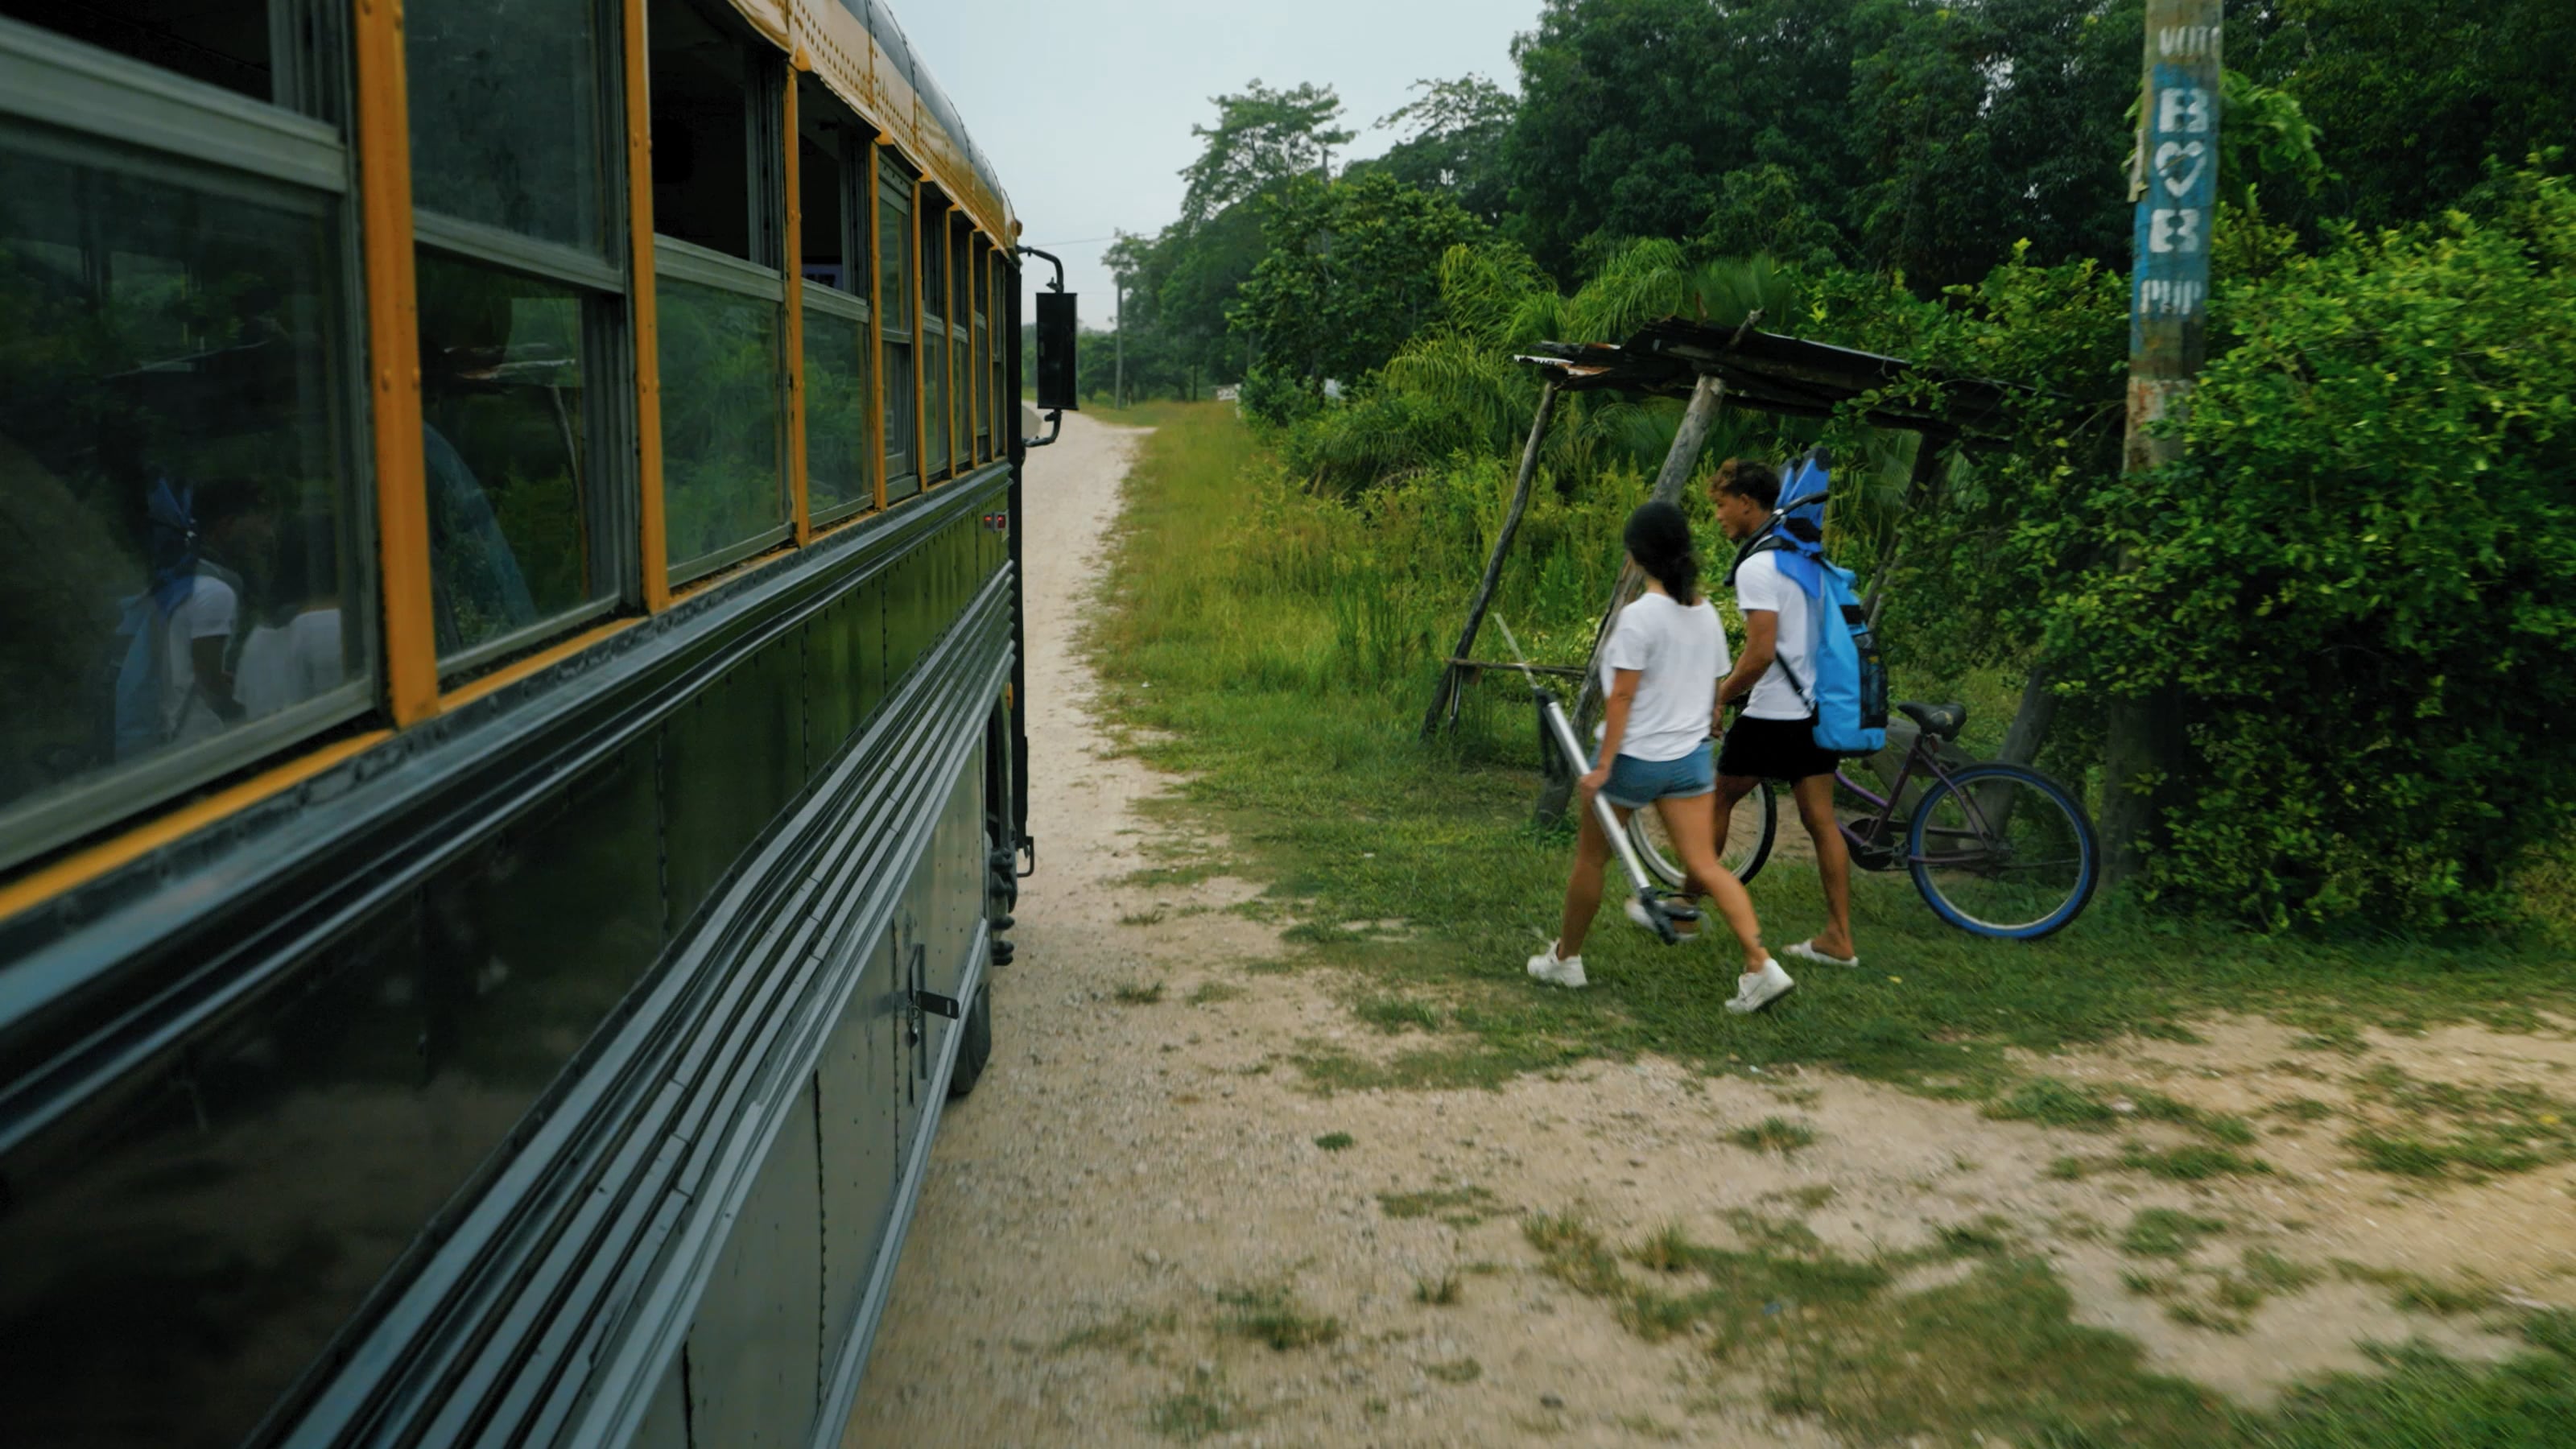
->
<box><xmin>1652</xmin><ymin>791</ymin><xmax>1768</xmax><ymax>973</ymax></box>
<box><xmin>1555</xmin><ymin>799</ymin><xmax>1627</xmax><ymax>959</ymax></box>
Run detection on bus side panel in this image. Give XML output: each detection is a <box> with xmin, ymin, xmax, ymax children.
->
<box><xmin>817</xmin><ymin>924</ymin><xmax>902</xmax><ymax>1352</ymax></box>
<box><xmin>684</xmin><ymin>1075</ymin><xmax>824</xmax><ymax>1447</ymax></box>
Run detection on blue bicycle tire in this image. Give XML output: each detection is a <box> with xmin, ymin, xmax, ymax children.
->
<box><xmin>1905</xmin><ymin>764</ymin><xmax>2100</xmax><ymax>939</ymax></box>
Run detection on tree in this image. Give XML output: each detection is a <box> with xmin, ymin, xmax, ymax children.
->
<box><xmin>1176</xmin><ymin>81</ymin><xmax>1355</xmax><ymax>230</ymax></box>
<box><xmin>1501</xmin><ymin>0</ymin><xmax>1864</xmax><ymax>280</ymax></box>
<box><xmin>1363</xmin><ymin>75</ymin><xmax>1517</xmax><ymax>225</ymax></box>
<box><xmin>2235</xmin><ymin>0</ymin><xmax>2576</xmax><ymax>234</ymax></box>
<box><xmin>1228</xmin><ymin>172</ymin><xmax>1489</xmax><ymax>413</ymax></box>
<box><xmin>1842</xmin><ymin>0</ymin><xmax>2142</xmax><ymax>287</ymax></box>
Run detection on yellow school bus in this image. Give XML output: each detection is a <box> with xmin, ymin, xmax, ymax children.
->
<box><xmin>0</xmin><ymin>0</ymin><xmax>1055</xmax><ymax>1442</ymax></box>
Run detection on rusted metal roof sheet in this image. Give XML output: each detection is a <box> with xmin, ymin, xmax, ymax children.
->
<box><xmin>1520</xmin><ymin>319</ymin><xmax>2021</xmax><ymax>443</ymax></box>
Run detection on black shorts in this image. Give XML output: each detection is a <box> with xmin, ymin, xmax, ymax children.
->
<box><xmin>1717</xmin><ymin>715</ymin><xmax>1839</xmax><ymax>782</ymax></box>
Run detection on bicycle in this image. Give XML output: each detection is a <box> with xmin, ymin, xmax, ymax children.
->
<box><xmin>1627</xmin><ymin>700</ymin><xmax>2102</xmax><ymax>939</ymax></box>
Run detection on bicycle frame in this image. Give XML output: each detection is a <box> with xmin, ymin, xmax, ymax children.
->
<box><xmin>1831</xmin><ymin>733</ymin><xmax>2005</xmax><ymax>869</ymax></box>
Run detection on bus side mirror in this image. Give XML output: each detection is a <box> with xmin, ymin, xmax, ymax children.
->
<box><xmin>1034</xmin><ymin>291</ymin><xmax>1079</xmax><ymax>414</ymax></box>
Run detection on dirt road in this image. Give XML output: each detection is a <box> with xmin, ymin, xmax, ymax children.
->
<box><xmin>848</xmin><ymin>412</ymin><xmax>2576</xmax><ymax>1447</ymax></box>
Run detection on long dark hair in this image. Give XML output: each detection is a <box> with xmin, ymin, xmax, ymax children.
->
<box><xmin>1623</xmin><ymin>500</ymin><xmax>1700</xmax><ymax>606</ymax></box>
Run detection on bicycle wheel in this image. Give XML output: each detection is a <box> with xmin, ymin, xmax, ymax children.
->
<box><xmin>1906</xmin><ymin>764</ymin><xmax>2099</xmax><ymax>939</ymax></box>
<box><xmin>1629</xmin><ymin>781</ymin><xmax>1777</xmax><ymax>890</ymax></box>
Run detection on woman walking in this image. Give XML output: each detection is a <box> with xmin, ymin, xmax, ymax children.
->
<box><xmin>1526</xmin><ymin>502</ymin><xmax>1794</xmax><ymax>1014</ymax></box>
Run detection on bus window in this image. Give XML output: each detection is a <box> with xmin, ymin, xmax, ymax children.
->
<box><xmin>800</xmin><ymin>77</ymin><xmax>873</xmax><ymax>524</ymax></box>
<box><xmin>407</xmin><ymin>0</ymin><xmax>607</xmax><ymax>254</ymax></box>
<box><xmin>0</xmin><ymin>39</ymin><xmax>368</xmax><ymax>873</ymax></box>
<box><xmin>409</xmin><ymin>0</ymin><xmax>627</xmax><ymax>664</ymax></box>
<box><xmin>919</xmin><ymin>198</ymin><xmax>950</xmax><ymax>480</ymax></box>
<box><xmin>647</xmin><ymin>0</ymin><xmax>788</xmax><ymax>580</ymax></box>
<box><xmin>0</xmin><ymin>0</ymin><xmax>281</xmax><ymax>108</ymax></box>
<box><xmin>417</xmin><ymin>255</ymin><xmax>610</xmax><ymax>659</ymax></box>
<box><xmin>877</xmin><ymin>155</ymin><xmax>919</xmax><ymax>502</ymax></box>
<box><xmin>972</xmin><ymin>239</ymin><xmax>992</xmax><ymax>461</ymax></box>
<box><xmin>951</xmin><ymin>218</ymin><xmax>972</xmax><ymax>462</ymax></box>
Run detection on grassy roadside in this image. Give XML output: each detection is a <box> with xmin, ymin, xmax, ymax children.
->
<box><xmin>1087</xmin><ymin>401</ymin><xmax>2576</xmax><ymax>1446</ymax></box>
<box><xmin>1088</xmin><ymin>403</ymin><xmax>2576</xmax><ymax>1098</ymax></box>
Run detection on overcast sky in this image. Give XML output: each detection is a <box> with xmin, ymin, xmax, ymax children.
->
<box><xmin>892</xmin><ymin>0</ymin><xmax>1544</xmax><ymax>328</ymax></box>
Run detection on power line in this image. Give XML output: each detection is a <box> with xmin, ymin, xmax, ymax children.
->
<box><xmin>1018</xmin><ymin>234</ymin><xmax>1122</xmax><ymax>249</ymax></box>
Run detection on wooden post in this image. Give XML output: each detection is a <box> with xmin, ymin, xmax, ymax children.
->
<box><xmin>1422</xmin><ymin>381</ymin><xmax>1560</xmax><ymax>737</ymax></box>
<box><xmin>2103</xmin><ymin>0</ymin><xmax>2221</xmax><ymax>880</ymax></box>
<box><xmin>1537</xmin><ymin>373</ymin><xmax>1727</xmax><ymax>824</ymax></box>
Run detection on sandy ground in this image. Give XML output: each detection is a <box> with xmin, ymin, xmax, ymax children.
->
<box><xmin>848</xmin><ymin>412</ymin><xmax>2576</xmax><ymax>1447</ymax></box>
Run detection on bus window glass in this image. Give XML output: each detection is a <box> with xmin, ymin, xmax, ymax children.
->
<box><xmin>952</xmin><ymin>222</ymin><xmax>971</xmax><ymax>458</ymax></box>
<box><xmin>656</xmin><ymin>275</ymin><xmax>785</xmax><ymax>569</ymax></box>
<box><xmin>805</xmin><ymin>306</ymin><xmax>873</xmax><ymax>518</ymax></box>
<box><xmin>407</xmin><ymin>0</ymin><xmax>606</xmax><ymax>251</ymax></box>
<box><xmin>919</xmin><ymin>203</ymin><xmax>947</xmax><ymax>478</ymax></box>
<box><xmin>0</xmin><ymin>126</ymin><xmax>364</xmax><ymax>869</ymax></box>
<box><xmin>972</xmin><ymin>242</ymin><xmax>991</xmax><ymax>458</ymax></box>
<box><xmin>646</xmin><ymin>0</ymin><xmax>753</xmax><ymax>262</ymax></box>
<box><xmin>0</xmin><ymin>0</ymin><xmax>276</xmax><ymax>105</ymax></box>
<box><xmin>877</xmin><ymin>158</ymin><xmax>916</xmax><ymax>497</ymax></box>
<box><xmin>417</xmin><ymin>252</ymin><xmax>605</xmax><ymax>655</ymax></box>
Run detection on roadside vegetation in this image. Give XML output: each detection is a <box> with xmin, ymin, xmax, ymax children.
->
<box><xmin>1087</xmin><ymin>396</ymin><xmax>2576</xmax><ymax>1447</ymax></box>
<box><xmin>1070</xmin><ymin>2</ymin><xmax>2574</xmax><ymax>1439</ymax></box>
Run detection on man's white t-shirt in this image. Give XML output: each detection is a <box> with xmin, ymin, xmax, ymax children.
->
<box><xmin>1732</xmin><ymin>550</ymin><xmax>1815</xmax><ymax>722</ymax></box>
<box><xmin>159</xmin><ymin>574</ymin><xmax>239</xmax><ymax>745</ymax></box>
<box><xmin>237</xmin><ymin>608</ymin><xmax>347</xmax><ymax>719</ymax></box>
<box><xmin>1599</xmin><ymin>591</ymin><xmax>1729</xmax><ymax>762</ymax></box>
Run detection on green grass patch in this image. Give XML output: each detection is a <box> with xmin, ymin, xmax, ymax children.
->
<box><xmin>2119</xmin><ymin>1142</ymin><xmax>2273</xmax><ymax>1180</ymax></box>
<box><xmin>1112</xmin><ymin>980</ymin><xmax>1166</xmax><ymax>1005</ymax></box>
<box><xmin>1187</xmin><ymin>980</ymin><xmax>1244</xmax><ymax>1006</ymax></box>
<box><xmin>1425</xmin><ymin>1356</ymin><xmax>1482</xmax><ymax>1382</ymax></box>
<box><xmin>1216</xmin><ymin>1284</ymin><xmax>1340</xmax><ymax>1351</ymax></box>
<box><xmin>1054</xmin><ymin>1307</ymin><xmax>1178</xmax><ymax>1358</ymax></box>
<box><xmin>1414</xmin><ymin>1271</ymin><xmax>1463</xmax><ymax>1306</ymax></box>
<box><xmin>1729</xmin><ymin>1117</ymin><xmax>1818</xmax><ymax>1154</ymax></box>
<box><xmin>1312</xmin><ymin>1130</ymin><xmax>1354</xmax><ymax>1151</ymax></box>
<box><xmin>1378</xmin><ymin>1184</ymin><xmax>1501</xmax><ymax>1224</ymax></box>
<box><xmin>2120</xmin><ymin>1208</ymin><xmax>2230</xmax><ymax>1259</ymax></box>
<box><xmin>2339</xmin><ymin>1063</ymin><xmax>2576</xmax><ymax>1180</ymax></box>
<box><xmin>1354</xmin><ymin>994</ymin><xmax>1443</xmax><ymax>1034</ymax></box>
<box><xmin>1150</xmin><ymin>1373</ymin><xmax>1250</xmax><ymax>1442</ymax></box>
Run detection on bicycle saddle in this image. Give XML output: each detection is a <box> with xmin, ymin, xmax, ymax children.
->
<box><xmin>1898</xmin><ymin>700</ymin><xmax>1968</xmax><ymax>741</ymax></box>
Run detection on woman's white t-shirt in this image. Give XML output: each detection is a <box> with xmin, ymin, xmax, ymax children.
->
<box><xmin>1598</xmin><ymin>591</ymin><xmax>1729</xmax><ymax>762</ymax></box>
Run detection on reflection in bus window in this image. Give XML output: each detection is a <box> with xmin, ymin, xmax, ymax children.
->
<box><xmin>406</xmin><ymin>0</ymin><xmax>608</xmax><ymax>252</ymax></box>
<box><xmin>0</xmin><ymin>125</ymin><xmax>361</xmax><ymax>864</ymax></box>
<box><xmin>419</xmin><ymin>251</ymin><xmax>599</xmax><ymax>655</ymax></box>
<box><xmin>657</xmin><ymin>276</ymin><xmax>786</xmax><ymax>568</ymax></box>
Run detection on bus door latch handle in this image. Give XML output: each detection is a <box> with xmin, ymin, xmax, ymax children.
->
<box><xmin>908</xmin><ymin>943</ymin><xmax>959</xmax><ymax>1038</ymax></box>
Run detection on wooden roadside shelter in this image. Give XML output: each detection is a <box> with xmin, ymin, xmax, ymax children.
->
<box><xmin>1421</xmin><ymin>318</ymin><xmax>2023</xmax><ymax>762</ymax></box>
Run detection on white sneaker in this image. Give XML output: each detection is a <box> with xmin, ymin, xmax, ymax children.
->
<box><xmin>1526</xmin><ymin>943</ymin><xmax>1587</xmax><ymax>989</ymax></box>
<box><xmin>1625</xmin><ymin>897</ymin><xmax>1701</xmax><ymax>941</ymax></box>
<box><xmin>1784</xmin><ymin>939</ymin><xmax>1858</xmax><ymax>968</ymax></box>
<box><xmin>1725</xmin><ymin>958</ymin><xmax>1795</xmax><ymax>1014</ymax></box>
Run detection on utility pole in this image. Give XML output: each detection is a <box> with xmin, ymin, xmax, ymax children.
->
<box><xmin>2103</xmin><ymin>0</ymin><xmax>2220</xmax><ymax>880</ymax></box>
<box><xmin>1113</xmin><ymin>277</ymin><xmax>1125</xmax><ymax>410</ymax></box>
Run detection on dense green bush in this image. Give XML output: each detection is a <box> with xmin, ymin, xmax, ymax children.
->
<box><xmin>2043</xmin><ymin>174</ymin><xmax>2576</xmax><ymax>926</ymax></box>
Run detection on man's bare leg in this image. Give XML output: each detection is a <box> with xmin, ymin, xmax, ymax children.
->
<box><xmin>1790</xmin><ymin>772</ymin><xmax>1855</xmax><ymax>960</ymax></box>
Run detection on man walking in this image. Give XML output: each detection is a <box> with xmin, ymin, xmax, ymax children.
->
<box><xmin>1708</xmin><ymin>459</ymin><xmax>1859</xmax><ymax>969</ymax></box>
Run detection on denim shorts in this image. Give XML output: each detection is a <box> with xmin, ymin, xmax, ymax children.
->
<box><xmin>1602</xmin><ymin>740</ymin><xmax>1715</xmax><ymax>809</ymax></box>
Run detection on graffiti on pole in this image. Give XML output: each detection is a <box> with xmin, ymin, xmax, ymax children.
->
<box><xmin>2125</xmin><ymin>6</ymin><xmax>2221</xmax><ymax>469</ymax></box>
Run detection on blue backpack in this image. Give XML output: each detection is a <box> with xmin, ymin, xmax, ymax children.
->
<box><xmin>1731</xmin><ymin>455</ymin><xmax>1889</xmax><ymax>758</ymax></box>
